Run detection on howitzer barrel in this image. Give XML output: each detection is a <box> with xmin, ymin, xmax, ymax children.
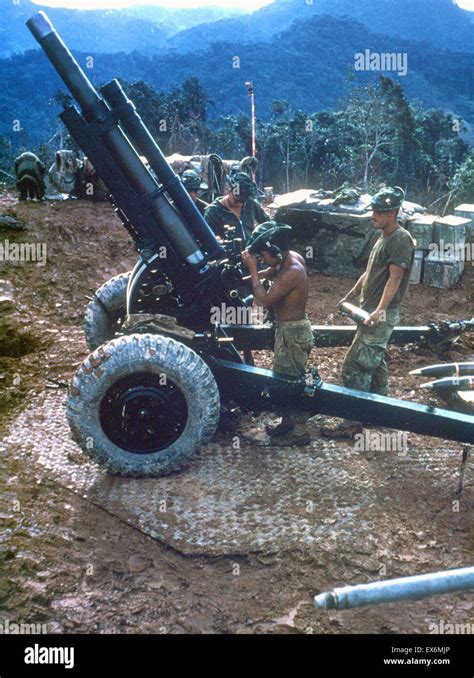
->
<box><xmin>27</xmin><ymin>12</ymin><xmax>207</xmax><ymax>270</ymax></box>
<box><xmin>27</xmin><ymin>12</ymin><xmax>97</xmax><ymax>111</ymax></box>
<box><xmin>101</xmin><ymin>79</ymin><xmax>223</xmax><ymax>260</ymax></box>
<box><xmin>314</xmin><ymin>567</ymin><xmax>474</xmax><ymax>610</ymax></box>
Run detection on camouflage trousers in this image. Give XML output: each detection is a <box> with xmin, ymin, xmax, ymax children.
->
<box><xmin>341</xmin><ymin>308</ymin><xmax>400</xmax><ymax>396</ymax></box>
<box><xmin>273</xmin><ymin>317</ymin><xmax>313</xmax><ymax>426</ymax></box>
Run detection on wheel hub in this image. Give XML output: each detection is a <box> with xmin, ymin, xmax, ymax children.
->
<box><xmin>100</xmin><ymin>372</ymin><xmax>188</xmax><ymax>453</ymax></box>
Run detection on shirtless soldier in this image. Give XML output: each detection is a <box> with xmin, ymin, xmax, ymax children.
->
<box><xmin>242</xmin><ymin>222</ymin><xmax>313</xmax><ymax>446</ymax></box>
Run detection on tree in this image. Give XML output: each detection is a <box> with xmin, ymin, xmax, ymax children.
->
<box><xmin>343</xmin><ymin>83</ymin><xmax>393</xmax><ymax>189</ymax></box>
<box><xmin>379</xmin><ymin>76</ymin><xmax>418</xmax><ymax>186</ymax></box>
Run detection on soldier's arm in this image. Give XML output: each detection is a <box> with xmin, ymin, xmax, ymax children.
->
<box><xmin>250</xmin><ymin>266</ymin><xmax>299</xmax><ymax>309</ymax></box>
<box><xmin>253</xmin><ymin>200</ymin><xmax>268</xmax><ymax>224</ymax></box>
<box><xmin>241</xmin><ymin>266</ymin><xmax>277</xmax><ymax>284</ymax></box>
<box><xmin>339</xmin><ymin>272</ymin><xmax>367</xmax><ymax>304</ymax></box>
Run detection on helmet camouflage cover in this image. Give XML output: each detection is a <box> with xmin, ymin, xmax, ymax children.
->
<box><xmin>228</xmin><ymin>172</ymin><xmax>258</xmax><ymax>200</ymax></box>
<box><xmin>246</xmin><ymin>221</ymin><xmax>292</xmax><ymax>254</ymax></box>
<box><xmin>181</xmin><ymin>169</ymin><xmax>207</xmax><ymax>191</ymax></box>
<box><xmin>371</xmin><ymin>186</ymin><xmax>405</xmax><ymax>212</ymax></box>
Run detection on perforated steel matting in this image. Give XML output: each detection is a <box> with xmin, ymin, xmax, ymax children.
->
<box><xmin>0</xmin><ymin>392</ymin><xmax>418</xmax><ymax>556</ymax></box>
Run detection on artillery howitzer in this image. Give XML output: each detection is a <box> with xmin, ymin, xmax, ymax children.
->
<box><xmin>28</xmin><ymin>12</ymin><xmax>474</xmax><ymax>477</ymax></box>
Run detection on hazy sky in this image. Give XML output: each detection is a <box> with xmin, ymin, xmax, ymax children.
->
<box><xmin>33</xmin><ymin>0</ymin><xmax>273</xmax><ymax>9</ymax></box>
<box><xmin>31</xmin><ymin>0</ymin><xmax>474</xmax><ymax>11</ymax></box>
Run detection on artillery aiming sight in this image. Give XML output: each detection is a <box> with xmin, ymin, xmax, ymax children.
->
<box><xmin>27</xmin><ymin>12</ymin><xmax>474</xmax><ymax>477</ymax></box>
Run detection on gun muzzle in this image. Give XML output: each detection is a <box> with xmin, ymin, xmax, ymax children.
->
<box><xmin>27</xmin><ymin>12</ymin><xmax>98</xmax><ymax>112</ymax></box>
<box><xmin>27</xmin><ymin>11</ymin><xmax>208</xmax><ymax>271</ymax></box>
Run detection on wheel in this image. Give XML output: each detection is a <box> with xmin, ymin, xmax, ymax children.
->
<box><xmin>84</xmin><ymin>272</ymin><xmax>130</xmax><ymax>351</ymax></box>
<box><xmin>67</xmin><ymin>334</ymin><xmax>220</xmax><ymax>477</ymax></box>
<box><xmin>84</xmin><ymin>266</ymin><xmax>180</xmax><ymax>351</ymax></box>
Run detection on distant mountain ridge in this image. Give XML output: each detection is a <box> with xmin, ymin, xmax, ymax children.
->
<box><xmin>167</xmin><ymin>0</ymin><xmax>474</xmax><ymax>54</ymax></box>
<box><xmin>1</xmin><ymin>14</ymin><xmax>472</xmax><ymax>148</ymax></box>
<box><xmin>0</xmin><ymin>0</ymin><xmax>244</xmax><ymax>57</ymax></box>
<box><xmin>0</xmin><ymin>0</ymin><xmax>472</xmax><ymax>57</ymax></box>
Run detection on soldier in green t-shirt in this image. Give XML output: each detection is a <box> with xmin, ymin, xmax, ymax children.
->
<box><xmin>322</xmin><ymin>186</ymin><xmax>415</xmax><ymax>439</ymax></box>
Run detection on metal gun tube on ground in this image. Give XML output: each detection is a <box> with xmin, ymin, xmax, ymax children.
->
<box><xmin>314</xmin><ymin>567</ymin><xmax>474</xmax><ymax>610</ymax></box>
<box><xmin>26</xmin><ymin>11</ymin><xmax>207</xmax><ymax>270</ymax></box>
<box><xmin>101</xmin><ymin>79</ymin><xmax>224</xmax><ymax>261</ymax></box>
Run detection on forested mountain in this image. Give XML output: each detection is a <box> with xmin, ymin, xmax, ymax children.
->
<box><xmin>167</xmin><ymin>0</ymin><xmax>474</xmax><ymax>54</ymax></box>
<box><xmin>0</xmin><ymin>0</ymin><xmax>244</xmax><ymax>57</ymax></box>
<box><xmin>1</xmin><ymin>0</ymin><xmax>472</xmax><ymax>58</ymax></box>
<box><xmin>123</xmin><ymin>4</ymin><xmax>243</xmax><ymax>34</ymax></box>
<box><xmin>1</xmin><ymin>14</ymin><xmax>472</xmax><ymax>149</ymax></box>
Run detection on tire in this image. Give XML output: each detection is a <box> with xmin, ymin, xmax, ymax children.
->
<box><xmin>84</xmin><ymin>272</ymin><xmax>130</xmax><ymax>351</ymax></box>
<box><xmin>67</xmin><ymin>334</ymin><xmax>220</xmax><ymax>477</ymax></box>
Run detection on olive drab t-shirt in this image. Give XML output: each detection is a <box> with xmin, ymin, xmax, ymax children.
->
<box><xmin>204</xmin><ymin>198</ymin><xmax>267</xmax><ymax>245</ymax></box>
<box><xmin>360</xmin><ymin>226</ymin><xmax>415</xmax><ymax>312</ymax></box>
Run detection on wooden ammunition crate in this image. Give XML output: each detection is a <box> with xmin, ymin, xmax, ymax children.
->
<box><xmin>454</xmin><ymin>204</ymin><xmax>474</xmax><ymax>237</ymax></box>
<box><xmin>405</xmin><ymin>215</ymin><xmax>434</xmax><ymax>250</ymax></box>
<box><xmin>433</xmin><ymin>215</ymin><xmax>470</xmax><ymax>248</ymax></box>
<box><xmin>423</xmin><ymin>251</ymin><xmax>464</xmax><ymax>289</ymax></box>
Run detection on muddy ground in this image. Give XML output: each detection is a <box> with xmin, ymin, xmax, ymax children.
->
<box><xmin>0</xmin><ymin>189</ymin><xmax>472</xmax><ymax>635</ymax></box>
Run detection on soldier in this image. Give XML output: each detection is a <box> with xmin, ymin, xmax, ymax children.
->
<box><xmin>242</xmin><ymin>222</ymin><xmax>314</xmax><ymax>446</ymax></box>
<box><xmin>14</xmin><ymin>151</ymin><xmax>46</xmax><ymax>201</ymax></box>
<box><xmin>75</xmin><ymin>157</ymin><xmax>108</xmax><ymax>201</ymax></box>
<box><xmin>322</xmin><ymin>186</ymin><xmax>415</xmax><ymax>438</ymax></box>
<box><xmin>181</xmin><ymin>169</ymin><xmax>209</xmax><ymax>216</ymax></box>
<box><xmin>204</xmin><ymin>172</ymin><xmax>267</xmax><ymax>246</ymax></box>
<box><xmin>240</xmin><ymin>155</ymin><xmax>258</xmax><ymax>180</ymax></box>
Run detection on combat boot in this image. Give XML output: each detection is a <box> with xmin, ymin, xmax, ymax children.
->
<box><xmin>265</xmin><ymin>418</ymin><xmax>294</xmax><ymax>438</ymax></box>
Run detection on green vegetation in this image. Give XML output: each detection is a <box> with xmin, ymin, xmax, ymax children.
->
<box><xmin>0</xmin><ymin>7</ymin><xmax>472</xmax><ymax>209</ymax></box>
<box><xmin>2</xmin><ymin>73</ymin><xmax>471</xmax><ymax>210</ymax></box>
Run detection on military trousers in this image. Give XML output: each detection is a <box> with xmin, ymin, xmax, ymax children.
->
<box><xmin>341</xmin><ymin>307</ymin><xmax>400</xmax><ymax>396</ymax></box>
<box><xmin>273</xmin><ymin>317</ymin><xmax>313</xmax><ymax>426</ymax></box>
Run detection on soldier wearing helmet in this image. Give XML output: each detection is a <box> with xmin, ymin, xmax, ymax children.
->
<box><xmin>242</xmin><ymin>221</ymin><xmax>314</xmax><ymax>446</ymax></box>
<box><xmin>204</xmin><ymin>172</ymin><xmax>268</xmax><ymax>246</ymax></box>
<box><xmin>322</xmin><ymin>186</ymin><xmax>415</xmax><ymax>439</ymax></box>
<box><xmin>181</xmin><ymin>169</ymin><xmax>209</xmax><ymax>216</ymax></box>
